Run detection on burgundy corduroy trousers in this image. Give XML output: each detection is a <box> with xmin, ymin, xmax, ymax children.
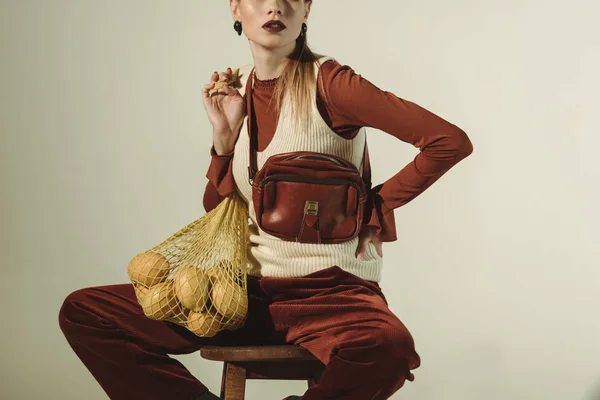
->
<box><xmin>58</xmin><ymin>266</ymin><xmax>420</xmax><ymax>400</ymax></box>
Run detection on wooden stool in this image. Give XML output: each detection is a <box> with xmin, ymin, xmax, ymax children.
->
<box><xmin>200</xmin><ymin>345</ymin><xmax>325</xmax><ymax>400</ymax></box>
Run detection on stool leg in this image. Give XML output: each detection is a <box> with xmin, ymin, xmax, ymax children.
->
<box><xmin>221</xmin><ymin>362</ymin><xmax>247</xmax><ymax>400</ymax></box>
<box><xmin>220</xmin><ymin>362</ymin><xmax>227</xmax><ymax>399</ymax></box>
<box><xmin>308</xmin><ymin>365</ymin><xmax>323</xmax><ymax>389</ymax></box>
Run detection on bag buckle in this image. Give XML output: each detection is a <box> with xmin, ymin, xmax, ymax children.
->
<box><xmin>304</xmin><ymin>200</ymin><xmax>319</xmax><ymax>216</ymax></box>
<box><xmin>298</xmin><ymin>201</ymin><xmax>321</xmax><ymax>244</ymax></box>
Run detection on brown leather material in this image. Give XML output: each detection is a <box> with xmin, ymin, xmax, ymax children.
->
<box><xmin>245</xmin><ymin>67</ymin><xmax>373</xmax><ymax>244</ymax></box>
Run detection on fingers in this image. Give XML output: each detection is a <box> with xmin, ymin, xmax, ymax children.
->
<box><xmin>203</xmin><ymin>68</ymin><xmax>230</xmax><ymax>98</ymax></box>
<box><xmin>202</xmin><ymin>78</ymin><xmax>221</xmax><ymax>99</ymax></box>
<box><xmin>202</xmin><ymin>81</ymin><xmax>216</xmax><ymax>99</ymax></box>
<box><xmin>202</xmin><ymin>81</ymin><xmax>239</xmax><ymax>100</ymax></box>
<box><xmin>219</xmin><ymin>68</ymin><xmax>232</xmax><ymax>82</ymax></box>
<box><xmin>355</xmin><ymin>239</ymin><xmax>367</xmax><ymax>260</ymax></box>
<box><xmin>216</xmin><ymin>67</ymin><xmax>232</xmax><ymax>84</ymax></box>
<box><xmin>375</xmin><ymin>241</ymin><xmax>384</xmax><ymax>258</ymax></box>
<box><xmin>219</xmin><ymin>84</ymin><xmax>239</xmax><ymax>97</ymax></box>
<box><xmin>207</xmin><ymin>68</ymin><xmax>232</xmax><ymax>86</ymax></box>
<box><xmin>355</xmin><ymin>240</ymin><xmax>384</xmax><ymax>259</ymax></box>
<box><xmin>355</xmin><ymin>226</ymin><xmax>384</xmax><ymax>259</ymax></box>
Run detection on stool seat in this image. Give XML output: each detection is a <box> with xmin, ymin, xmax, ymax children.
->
<box><xmin>200</xmin><ymin>345</ymin><xmax>325</xmax><ymax>400</ymax></box>
<box><xmin>200</xmin><ymin>345</ymin><xmax>317</xmax><ymax>362</ymax></box>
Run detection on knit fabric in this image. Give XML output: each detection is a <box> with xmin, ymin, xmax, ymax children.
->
<box><xmin>231</xmin><ymin>56</ymin><xmax>384</xmax><ymax>282</ymax></box>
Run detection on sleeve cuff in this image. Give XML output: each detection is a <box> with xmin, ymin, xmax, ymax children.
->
<box><xmin>210</xmin><ymin>145</ymin><xmax>235</xmax><ymax>159</ymax></box>
<box><xmin>364</xmin><ymin>184</ymin><xmax>398</xmax><ymax>242</ymax></box>
<box><xmin>206</xmin><ymin>145</ymin><xmax>236</xmax><ymax>198</ymax></box>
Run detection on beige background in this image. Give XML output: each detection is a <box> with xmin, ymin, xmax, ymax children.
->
<box><xmin>1</xmin><ymin>0</ymin><xmax>599</xmax><ymax>399</ymax></box>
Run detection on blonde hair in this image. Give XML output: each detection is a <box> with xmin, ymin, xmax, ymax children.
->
<box><xmin>267</xmin><ymin>5</ymin><xmax>326</xmax><ymax>134</ymax></box>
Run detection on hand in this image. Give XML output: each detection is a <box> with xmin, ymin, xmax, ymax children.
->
<box><xmin>355</xmin><ymin>225</ymin><xmax>384</xmax><ymax>260</ymax></box>
<box><xmin>202</xmin><ymin>68</ymin><xmax>245</xmax><ymax>152</ymax></box>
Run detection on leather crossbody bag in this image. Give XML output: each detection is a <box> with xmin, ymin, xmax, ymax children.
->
<box><xmin>245</xmin><ymin>68</ymin><xmax>372</xmax><ymax>244</ymax></box>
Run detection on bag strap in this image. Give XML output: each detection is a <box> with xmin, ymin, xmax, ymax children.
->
<box><xmin>246</xmin><ymin>66</ymin><xmax>372</xmax><ymax>189</ymax></box>
<box><xmin>246</xmin><ymin>67</ymin><xmax>258</xmax><ymax>184</ymax></box>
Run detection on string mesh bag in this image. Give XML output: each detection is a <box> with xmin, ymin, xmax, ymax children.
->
<box><xmin>127</xmin><ymin>191</ymin><xmax>249</xmax><ymax>337</ymax></box>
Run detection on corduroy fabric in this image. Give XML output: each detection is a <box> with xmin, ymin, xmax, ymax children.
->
<box><xmin>58</xmin><ymin>266</ymin><xmax>420</xmax><ymax>400</ymax></box>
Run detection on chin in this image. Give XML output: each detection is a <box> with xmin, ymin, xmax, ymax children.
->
<box><xmin>254</xmin><ymin>38</ymin><xmax>295</xmax><ymax>50</ymax></box>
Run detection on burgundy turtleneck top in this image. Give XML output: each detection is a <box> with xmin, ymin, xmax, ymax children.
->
<box><xmin>203</xmin><ymin>60</ymin><xmax>473</xmax><ymax>242</ymax></box>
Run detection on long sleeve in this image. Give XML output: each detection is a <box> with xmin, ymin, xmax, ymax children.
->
<box><xmin>202</xmin><ymin>145</ymin><xmax>236</xmax><ymax>213</ymax></box>
<box><xmin>318</xmin><ymin>61</ymin><xmax>474</xmax><ymax>241</ymax></box>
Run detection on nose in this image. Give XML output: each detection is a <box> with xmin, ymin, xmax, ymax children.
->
<box><xmin>267</xmin><ymin>0</ymin><xmax>283</xmax><ymax>15</ymax></box>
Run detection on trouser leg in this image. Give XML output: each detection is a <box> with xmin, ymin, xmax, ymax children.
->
<box><xmin>58</xmin><ymin>277</ymin><xmax>279</xmax><ymax>400</ymax></box>
<box><xmin>261</xmin><ymin>266</ymin><xmax>421</xmax><ymax>400</ymax></box>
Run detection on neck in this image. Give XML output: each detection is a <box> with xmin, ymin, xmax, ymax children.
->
<box><xmin>249</xmin><ymin>41</ymin><xmax>296</xmax><ymax>80</ymax></box>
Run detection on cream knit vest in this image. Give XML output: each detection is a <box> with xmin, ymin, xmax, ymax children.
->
<box><xmin>231</xmin><ymin>56</ymin><xmax>384</xmax><ymax>282</ymax></box>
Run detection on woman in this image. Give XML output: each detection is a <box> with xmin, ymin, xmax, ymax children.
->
<box><xmin>59</xmin><ymin>1</ymin><xmax>473</xmax><ymax>399</ymax></box>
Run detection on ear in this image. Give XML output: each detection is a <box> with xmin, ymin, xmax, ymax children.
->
<box><xmin>304</xmin><ymin>0</ymin><xmax>312</xmax><ymax>21</ymax></box>
<box><xmin>230</xmin><ymin>0</ymin><xmax>241</xmax><ymax>20</ymax></box>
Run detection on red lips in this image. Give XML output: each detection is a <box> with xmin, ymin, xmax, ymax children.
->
<box><xmin>262</xmin><ymin>20</ymin><xmax>286</xmax><ymax>29</ymax></box>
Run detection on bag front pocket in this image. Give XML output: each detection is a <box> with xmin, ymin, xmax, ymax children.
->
<box><xmin>255</xmin><ymin>174</ymin><xmax>366</xmax><ymax>243</ymax></box>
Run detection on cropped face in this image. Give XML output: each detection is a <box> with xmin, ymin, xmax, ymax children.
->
<box><xmin>231</xmin><ymin>0</ymin><xmax>311</xmax><ymax>50</ymax></box>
